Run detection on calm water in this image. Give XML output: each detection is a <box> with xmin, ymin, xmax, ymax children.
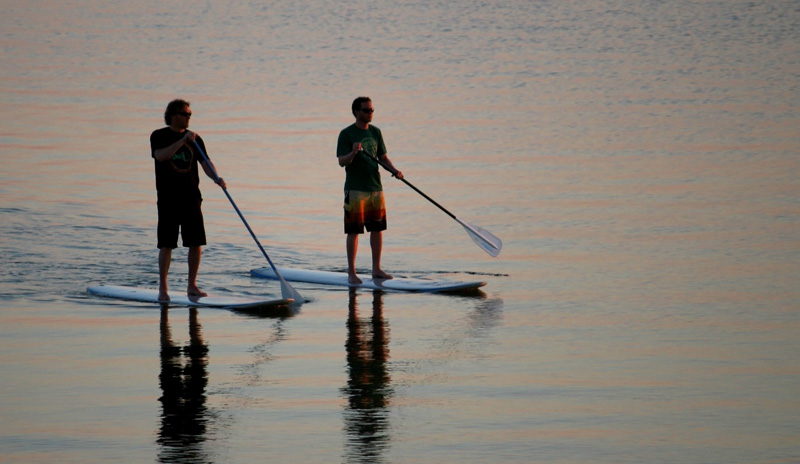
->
<box><xmin>2</xmin><ymin>1</ymin><xmax>799</xmax><ymax>463</ymax></box>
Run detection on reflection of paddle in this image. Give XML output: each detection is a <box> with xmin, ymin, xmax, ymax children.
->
<box><xmin>375</xmin><ymin>157</ymin><xmax>502</xmax><ymax>257</ymax></box>
<box><xmin>191</xmin><ymin>140</ymin><xmax>304</xmax><ymax>304</ymax></box>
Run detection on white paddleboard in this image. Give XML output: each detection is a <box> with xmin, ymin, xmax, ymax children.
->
<box><xmin>250</xmin><ymin>267</ymin><xmax>486</xmax><ymax>293</ymax></box>
<box><xmin>87</xmin><ymin>285</ymin><xmax>293</xmax><ymax>309</ymax></box>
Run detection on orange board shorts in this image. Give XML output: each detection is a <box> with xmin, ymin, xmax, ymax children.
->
<box><xmin>343</xmin><ymin>190</ymin><xmax>387</xmax><ymax>234</ymax></box>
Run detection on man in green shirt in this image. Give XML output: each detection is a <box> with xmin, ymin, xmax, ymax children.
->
<box><xmin>337</xmin><ymin>97</ymin><xmax>404</xmax><ymax>284</ymax></box>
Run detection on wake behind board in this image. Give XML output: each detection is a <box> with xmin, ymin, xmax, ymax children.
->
<box><xmin>87</xmin><ymin>285</ymin><xmax>293</xmax><ymax>309</ymax></box>
<box><xmin>250</xmin><ymin>267</ymin><xmax>486</xmax><ymax>293</ymax></box>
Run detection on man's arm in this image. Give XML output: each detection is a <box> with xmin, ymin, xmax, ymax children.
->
<box><xmin>378</xmin><ymin>153</ymin><xmax>403</xmax><ymax>179</ymax></box>
<box><xmin>200</xmin><ymin>158</ymin><xmax>227</xmax><ymax>189</ymax></box>
<box><xmin>153</xmin><ymin>131</ymin><xmax>194</xmax><ymax>162</ymax></box>
<box><xmin>338</xmin><ymin>142</ymin><xmax>361</xmax><ymax>167</ymax></box>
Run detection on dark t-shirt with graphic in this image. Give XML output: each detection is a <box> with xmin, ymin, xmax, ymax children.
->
<box><xmin>337</xmin><ymin>124</ymin><xmax>387</xmax><ymax>192</ymax></box>
<box><xmin>150</xmin><ymin>127</ymin><xmax>208</xmax><ymax>202</ymax></box>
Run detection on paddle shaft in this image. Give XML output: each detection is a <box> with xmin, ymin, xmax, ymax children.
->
<box><xmin>399</xmin><ymin>176</ymin><xmax>458</xmax><ymax>220</ymax></box>
<box><xmin>190</xmin><ymin>140</ymin><xmax>281</xmax><ymax>275</ymax></box>
<box><xmin>222</xmin><ymin>189</ymin><xmax>281</xmax><ymax>271</ymax></box>
<box><xmin>374</xmin><ymin>157</ymin><xmax>457</xmax><ymax>220</ymax></box>
<box><xmin>190</xmin><ymin>140</ymin><xmax>304</xmax><ymax>301</ymax></box>
<box><xmin>373</xmin><ymin>154</ymin><xmax>502</xmax><ymax>256</ymax></box>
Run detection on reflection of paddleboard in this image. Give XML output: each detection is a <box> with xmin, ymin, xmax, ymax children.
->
<box><xmin>251</xmin><ymin>267</ymin><xmax>486</xmax><ymax>293</ymax></box>
<box><xmin>87</xmin><ymin>285</ymin><xmax>293</xmax><ymax>309</ymax></box>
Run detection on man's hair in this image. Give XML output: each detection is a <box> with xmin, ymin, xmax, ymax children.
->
<box><xmin>351</xmin><ymin>96</ymin><xmax>371</xmax><ymax>116</ymax></box>
<box><xmin>164</xmin><ymin>99</ymin><xmax>191</xmax><ymax>125</ymax></box>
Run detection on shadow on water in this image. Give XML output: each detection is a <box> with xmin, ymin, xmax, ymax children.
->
<box><xmin>229</xmin><ymin>303</ymin><xmax>299</xmax><ymax>319</ymax></box>
<box><xmin>342</xmin><ymin>289</ymin><xmax>393</xmax><ymax>464</ymax></box>
<box><xmin>156</xmin><ymin>306</ymin><xmax>211</xmax><ymax>464</ymax></box>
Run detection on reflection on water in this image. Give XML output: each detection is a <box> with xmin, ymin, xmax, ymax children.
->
<box><xmin>157</xmin><ymin>307</ymin><xmax>210</xmax><ymax>464</ymax></box>
<box><xmin>465</xmin><ymin>297</ymin><xmax>504</xmax><ymax>339</ymax></box>
<box><xmin>1</xmin><ymin>0</ymin><xmax>797</xmax><ymax>461</ymax></box>
<box><xmin>342</xmin><ymin>290</ymin><xmax>392</xmax><ymax>464</ymax></box>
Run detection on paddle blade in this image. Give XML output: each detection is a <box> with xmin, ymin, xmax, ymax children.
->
<box><xmin>279</xmin><ymin>276</ymin><xmax>305</xmax><ymax>304</ymax></box>
<box><xmin>462</xmin><ymin>222</ymin><xmax>503</xmax><ymax>257</ymax></box>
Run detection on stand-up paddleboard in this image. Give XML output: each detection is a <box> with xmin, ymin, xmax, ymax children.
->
<box><xmin>87</xmin><ymin>285</ymin><xmax>293</xmax><ymax>309</ymax></box>
<box><xmin>251</xmin><ymin>267</ymin><xmax>486</xmax><ymax>293</ymax></box>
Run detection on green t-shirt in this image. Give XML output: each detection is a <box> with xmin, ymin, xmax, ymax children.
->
<box><xmin>337</xmin><ymin>124</ymin><xmax>387</xmax><ymax>192</ymax></box>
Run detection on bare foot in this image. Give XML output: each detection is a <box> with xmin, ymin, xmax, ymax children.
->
<box><xmin>348</xmin><ymin>273</ymin><xmax>363</xmax><ymax>285</ymax></box>
<box><xmin>372</xmin><ymin>270</ymin><xmax>393</xmax><ymax>280</ymax></box>
<box><xmin>158</xmin><ymin>290</ymin><xmax>170</xmax><ymax>302</ymax></box>
<box><xmin>187</xmin><ymin>285</ymin><xmax>208</xmax><ymax>297</ymax></box>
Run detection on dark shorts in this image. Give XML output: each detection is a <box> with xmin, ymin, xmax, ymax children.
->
<box><xmin>157</xmin><ymin>199</ymin><xmax>206</xmax><ymax>249</ymax></box>
<box><xmin>343</xmin><ymin>190</ymin><xmax>387</xmax><ymax>234</ymax></box>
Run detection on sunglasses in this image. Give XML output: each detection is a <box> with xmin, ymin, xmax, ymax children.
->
<box><xmin>359</xmin><ymin>108</ymin><xmax>374</xmax><ymax>113</ymax></box>
<box><xmin>176</xmin><ymin>111</ymin><xmax>192</xmax><ymax>118</ymax></box>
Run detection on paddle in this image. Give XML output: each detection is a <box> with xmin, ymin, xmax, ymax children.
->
<box><xmin>374</xmin><ymin>156</ymin><xmax>502</xmax><ymax>257</ymax></box>
<box><xmin>190</xmin><ymin>139</ymin><xmax>304</xmax><ymax>304</ymax></box>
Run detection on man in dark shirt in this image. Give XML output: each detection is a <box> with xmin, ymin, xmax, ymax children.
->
<box><xmin>337</xmin><ymin>97</ymin><xmax>403</xmax><ymax>284</ymax></box>
<box><xmin>151</xmin><ymin>99</ymin><xmax>226</xmax><ymax>301</ymax></box>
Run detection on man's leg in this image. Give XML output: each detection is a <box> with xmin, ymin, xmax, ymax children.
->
<box><xmin>187</xmin><ymin>246</ymin><xmax>207</xmax><ymax>297</ymax></box>
<box><xmin>371</xmin><ymin>231</ymin><xmax>392</xmax><ymax>279</ymax></box>
<box><xmin>347</xmin><ymin>233</ymin><xmax>362</xmax><ymax>284</ymax></box>
<box><xmin>158</xmin><ymin>248</ymin><xmax>172</xmax><ymax>301</ymax></box>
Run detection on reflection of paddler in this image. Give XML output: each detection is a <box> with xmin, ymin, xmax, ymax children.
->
<box><xmin>157</xmin><ymin>307</ymin><xmax>209</xmax><ymax>462</ymax></box>
<box><xmin>342</xmin><ymin>290</ymin><xmax>393</xmax><ymax>460</ymax></box>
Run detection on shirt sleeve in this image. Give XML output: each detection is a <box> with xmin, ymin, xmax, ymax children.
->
<box><xmin>374</xmin><ymin>127</ymin><xmax>387</xmax><ymax>157</ymax></box>
<box><xmin>337</xmin><ymin>129</ymin><xmax>351</xmax><ymax>157</ymax></box>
